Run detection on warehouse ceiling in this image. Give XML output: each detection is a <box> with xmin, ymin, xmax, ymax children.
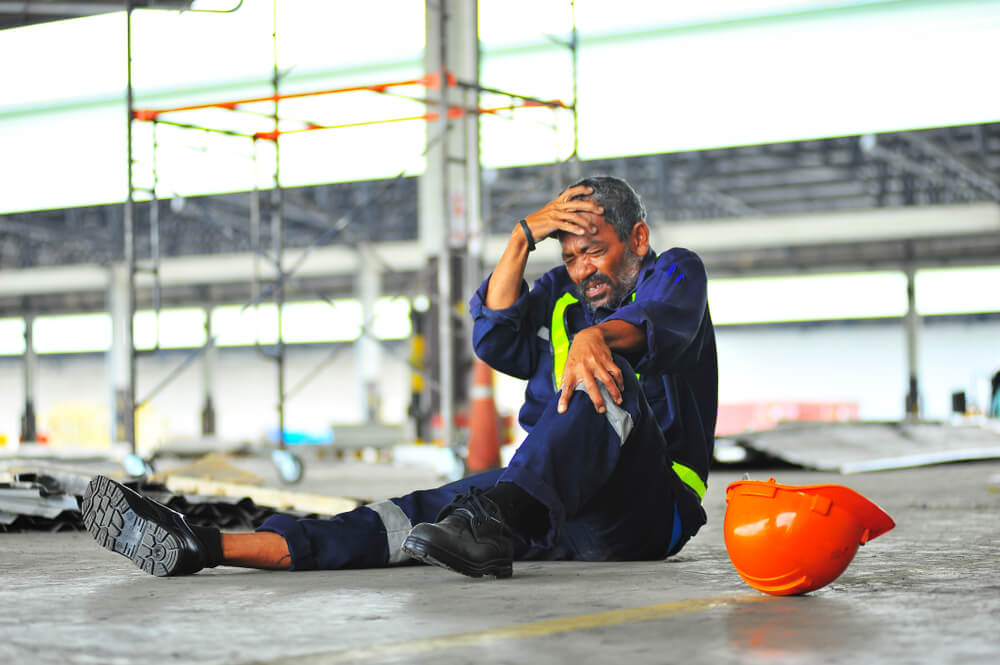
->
<box><xmin>1</xmin><ymin>122</ymin><xmax>999</xmax><ymax>316</ymax></box>
<box><xmin>0</xmin><ymin>1</ymin><xmax>192</xmax><ymax>31</ymax></box>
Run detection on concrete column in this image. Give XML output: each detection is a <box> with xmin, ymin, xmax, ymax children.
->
<box><xmin>356</xmin><ymin>244</ymin><xmax>382</xmax><ymax>423</ymax></box>
<box><xmin>20</xmin><ymin>313</ymin><xmax>37</xmax><ymax>443</ymax></box>
<box><xmin>462</xmin><ymin>31</ymin><xmax>484</xmax><ymax>354</ymax></box>
<box><xmin>107</xmin><ymin>265</ymin><xmax>135</xmax><ymax>446</ymax></box>
<box><xmin>904</xmin><ymin>266</ymin><xmax>921</xmax><ymax>420</ymax></box>
<box><xmin>201</xmin><ymin>306</ymin><xmax>216</xmax><ymax>436</ymax></box>
<box><xmin>419</xmin><ymin>0</ymin><xmax>480</xmax><ymax>447</ymax></box>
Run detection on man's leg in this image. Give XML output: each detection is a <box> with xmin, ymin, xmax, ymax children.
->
<box><xmin>255</xmin><ymin>468</ymin><xmax>506</xmax><ymax>571</ymax></box>
<box><xmin>403</xmin><ymin>354</ymin><xmax>694</xmax><ymax>576</ymax></box>
<box><xmin>220</xmin><ymin>532</ymin><xmax>291</xmax><ymax>569</ymax></box>
<box><xmin>82</xmin><ymin>469</ymin><xmax>507</xmax><ymax>576</ymax></box>
<box><xmin>536</xmin><ymin>423</ymin><xmax>700</xmax><ymax>562</ymax></box>
<box><xmin>82</xmin><ymin>475</ymin><xmax>224</xmax><ymax>577</ymax></box>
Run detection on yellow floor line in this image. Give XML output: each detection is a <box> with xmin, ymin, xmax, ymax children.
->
<box><xmin>256</xmin><ymin>593</ymin><xmax>769</xmax><ymax>665</ymax></box>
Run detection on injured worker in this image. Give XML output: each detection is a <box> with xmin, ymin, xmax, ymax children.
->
<box><xmin>83</xmin><ymin>175</ymin><xmax>718</xmax><ymax>579</ymax></box>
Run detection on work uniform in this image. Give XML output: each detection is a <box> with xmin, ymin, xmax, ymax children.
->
<box><xmin>257</xmin><ymin>247</ymin><xmax>717</xmax><ymax>570</ymax></box>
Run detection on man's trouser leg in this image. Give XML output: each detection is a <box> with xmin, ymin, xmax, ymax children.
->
<box><xmin>257</xmin><ymin>355</ymin><xmax>702</xmax><ymax>570</ymax></box>
<box><xmin>256</xmin><ymin>469</ymin><xmax>506</xmax><ymax>570</ymax></box>
<box><xmin>500</xmin><ymin>353</ymin><xmax>700</xmax><ymax>561</ymax></box>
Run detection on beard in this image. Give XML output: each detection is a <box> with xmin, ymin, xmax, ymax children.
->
<box><xmin>578</xmin><ymin>247</ymin><xmax>644</xmax><ymax>312</ymax></box>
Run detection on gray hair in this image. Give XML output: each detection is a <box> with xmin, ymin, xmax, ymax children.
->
<box><xmin>567</xmin><ymin>175</ymin><xmax>646</xmax><ymax>241</ymax></box>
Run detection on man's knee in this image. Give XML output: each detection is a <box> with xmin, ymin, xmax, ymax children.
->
<box><xmin>565</xmin><ymin>355</ymin><xmax>641</xmax><ymax>446</ymax></box>
<box><xmin>563</xmin><ymin>353</ymin><xmax>641</xmax><ymax>403</ymax></box>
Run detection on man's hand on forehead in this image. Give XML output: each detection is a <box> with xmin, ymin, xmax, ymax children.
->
<box><xmin>519</xmin><ymin>185</ymin><xmax>604</xmax><ymax>246</ymax></box>
<box><xmin>486</xmin><ymin>185</ymin><xmax>604</xmax><ymax>310</ymax></box>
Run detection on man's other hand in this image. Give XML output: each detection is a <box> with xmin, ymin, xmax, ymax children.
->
<box><xmin>557</xmin><ymin>327</ymin><xmax>624</xmax><ymax>415</ymax></box>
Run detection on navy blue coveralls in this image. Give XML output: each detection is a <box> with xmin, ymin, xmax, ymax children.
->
<box><xmin>257</xmin><ymin>247</ymin><xmax>718</xmax><ymax>570</ymax></box>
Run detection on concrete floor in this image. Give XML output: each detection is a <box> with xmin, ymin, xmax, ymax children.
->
<box><xmin>2</xmin><ymin>461</ymin><xmax>998</xmax><ymax>665</ymax></box>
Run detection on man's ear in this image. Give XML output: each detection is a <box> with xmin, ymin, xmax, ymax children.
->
<box><xmin>630</xmin><ymin>221</ymin><xmax>650</xmax><ymax>256</ymax></box>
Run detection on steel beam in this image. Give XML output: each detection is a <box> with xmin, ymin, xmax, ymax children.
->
<box><xmin>2</xmin><ymin>202</ymin><xmax>999</xmax><ymax>298</ymax></box>
<box><xmin>896</xmin><ymin>132</ymin><xmax>1000</xmax><ymax>201</ymax></box>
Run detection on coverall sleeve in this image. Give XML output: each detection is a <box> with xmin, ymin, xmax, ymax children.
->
<box><xmin>603</xmin><ymin>249</ymin><xmax>709</xmax><ymax>375</ymax></box>
<box><xmin>468</xmin><ymin>273</ymin><xmax>551</xmax><ymax>380</ymax></box>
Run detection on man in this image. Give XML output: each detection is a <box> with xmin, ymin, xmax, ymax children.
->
<box><xmin>83</xmin><ymin>176</ymin><xmax>717</xmax><ymax>579</ymax></box>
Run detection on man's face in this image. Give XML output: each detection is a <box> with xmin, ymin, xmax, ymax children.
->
<box><xmin>560</xmin><ymin>211</ymin><xmax>645</xmax><ymax>311</ymax></box>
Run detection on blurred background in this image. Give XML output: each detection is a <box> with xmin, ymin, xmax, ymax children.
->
<box><xmin>1</xmin><ymin>0</ymin><xmax>998</xmax><ymax>464</ymax></box>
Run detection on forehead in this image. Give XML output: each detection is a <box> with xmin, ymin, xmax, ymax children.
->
<box><xmin>559</xmin><ymin>212</ymin><xmax>622</xmax><ymax>254</ymax></box>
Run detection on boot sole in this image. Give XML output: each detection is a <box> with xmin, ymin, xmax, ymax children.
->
<box><xmin>401</xmin><ymin>534</ymin><xmax>513</xmax><ymax>579</ymax></box>
<box><xmin>82</xmin><ymin>476</ymin><xmax>183</xmax><ymax>577</ymax></box>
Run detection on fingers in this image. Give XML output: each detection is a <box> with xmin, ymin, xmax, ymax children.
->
<box><xmin>557</xmin><ymin>372</ymin><xmax>606</xmax><ymax>414</ymax></box>
<box><xmin>556</xmin><ymin>198</ymin><xmax>603</xmax><ymax>215</ymax></box>
<box><xmin>532</xmin><ymin>211</ymin><xmax>597</xmax><ymax>238</ymax></box>
<box><xmin>595</xmin><ymin>364</ymin><xmax>624</xmax><ymax>404</ymax></box>
<box><xmin>528</xmin><ymin>189</ymin><xmax>603</xmax><ymax>241</ymax></box>
<box><xmin>557</xmin><ymin>382</ymin><xmax>573</xmax><ymax>414</ymax></box>
<box><xmin>555</xmin><ymin>219</ymin><xmax>588</xmax><ymax>236</ymax></box>
<box><xmin>553</xmin><ymin>207</ymin><xmax>602</xmax><ymax>235</ymax></box>
<box><xmin>556</xmin><ymin>363</ymin><xmax>623</xmax><ymax>415</ymax></box>
<box><xmin>582</xmin><ymin>374</ymin><xmax>606</xmax><ymax>414</ymax></box>
<box><xmin>558</xmin><ymin>184</ymin><xmax>593</xmax><ymax>202</ymax></box>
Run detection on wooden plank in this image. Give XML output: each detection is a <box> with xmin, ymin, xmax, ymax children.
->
<box><xmin>163</xmin><ymin>476</ymin><xmax>361</xmax><ymax>516</ymax></box>
<box><xmin>148</xmin><ymin>453</ymin><xmax>264</xmax><ymax>486</ymax></box>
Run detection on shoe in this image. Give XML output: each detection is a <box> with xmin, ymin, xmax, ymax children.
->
<box><xmin>81</xmin><ymin>475</ymin><xmax>210</xmax><ymax>577</ymax></box>
<box><xmin>401</xmin><ymin>488</ymin><xmax>519</xmax><ymax>579</ymax></box>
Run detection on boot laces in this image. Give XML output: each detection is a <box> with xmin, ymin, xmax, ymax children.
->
<box><xmin>438</xmin><ymin>487</ymin><xmax>497</xmax><ymax>526</ymax></box>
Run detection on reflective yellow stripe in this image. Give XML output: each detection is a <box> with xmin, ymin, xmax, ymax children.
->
<box><xmin>252</xmin><ymin>595</ymin><xmax>769</xmax><ymax>664</ymax></box>
<box><xmin>672</xmin><ymin>461</ymin><xmax>706</xmax><ymax>500</ymax></box>
<box><xmin>551</xmin><ymin>291</ymin><xmax>639</xmax><ymax>389</ymax></box>
<box><xmin>551</xmin><ymin>292</ymin><xmax>579</xmax><ymax>389</ymax></box>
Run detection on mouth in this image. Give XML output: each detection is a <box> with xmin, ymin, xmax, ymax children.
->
<box><xmin>580</xmin><ymin>276</ymin><xmax>612</xmax><ymax>303</ymax></box>
<box><xmin>584</xmin><ymin>282</ymin><xmax>609</xmax><ymax>300</ymax></box>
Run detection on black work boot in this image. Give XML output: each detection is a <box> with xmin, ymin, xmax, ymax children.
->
<box><xmin>82</xmin><ymin>475</ymin><xmax>220</xmax><ymax>577</ymax></box>
<box><xmin>402</xmin><ymin>487</ymin><xmax>522</xmax><ymax>579</ymax></box>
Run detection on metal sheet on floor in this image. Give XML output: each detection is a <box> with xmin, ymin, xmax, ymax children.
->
<box><xmin>729</xmin><ymin>420</ymin><xmax>1000</xmax><ymax>473</ymax></box>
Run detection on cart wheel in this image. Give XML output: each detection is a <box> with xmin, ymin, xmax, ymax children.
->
<box><xmin>122</xmin><ymin>453</ymin><xmax>153</xmax><ymax>478</ymax></box>
<box><xmin>272</xmin><ymin>449</ymin><xmax>304</xmax><ymax>484</ymax></box>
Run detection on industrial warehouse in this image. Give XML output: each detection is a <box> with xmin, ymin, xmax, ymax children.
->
<box><xmin>1</xmin><ymin>1</ymin><xmax>998</xmax><ymax>664</ymax></box>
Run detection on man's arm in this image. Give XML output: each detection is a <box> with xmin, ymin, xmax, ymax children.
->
<box><xmin>606</xmin><ymin>249</ymin><xmax>710</xmax><ymax>375</ymax></box>
<box><xmin>485</xmin><ymin>185</ymin><xmax>603</xmax><ymax>310</ymax></box>
<box><xmin>556</xmin><ymin>319</ymin><xmax>645</xmax><ymax>414</ymax></box>
<box><xmin>558</xmin><ymin>250</ymin><xmax>712</xmax><ymax>415</ymax></box>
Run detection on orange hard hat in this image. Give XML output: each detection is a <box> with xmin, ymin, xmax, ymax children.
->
<box><xmin>724</xmin><ymin>478</ymin><xmax>895</xmax><ymax>596</ymax></box>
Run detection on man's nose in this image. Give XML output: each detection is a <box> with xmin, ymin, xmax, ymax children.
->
<box><xmin>571</xmin><ymin>256</ymin><xmax>595</xmax><ymax>282</ymax></box>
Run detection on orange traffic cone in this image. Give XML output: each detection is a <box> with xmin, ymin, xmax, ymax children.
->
<box><xmin>466</xmin><ymin>359</ymin><xmax>502</xmax><ymax>473</ymax></box>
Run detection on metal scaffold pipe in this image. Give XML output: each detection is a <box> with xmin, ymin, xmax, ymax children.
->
<box><xmin>123</xmin><ymin>1</ymin><xmax>137</xmax><ymax>453</ymax></box>
<box><xmin>271</xmin><ymin>0</ymin><xmax>286</xmax><ymax>450</ymax></box>
<box><xmin>114</xmin><ymin>0</ymin><xmax>573</xmax><ymax>463</ymax></box>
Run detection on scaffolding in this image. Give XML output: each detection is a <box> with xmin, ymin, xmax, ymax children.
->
<box><xmin>119</xmin><ymin>1</ymin><xmax>578</xmax><ymax>476</ymax></box>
